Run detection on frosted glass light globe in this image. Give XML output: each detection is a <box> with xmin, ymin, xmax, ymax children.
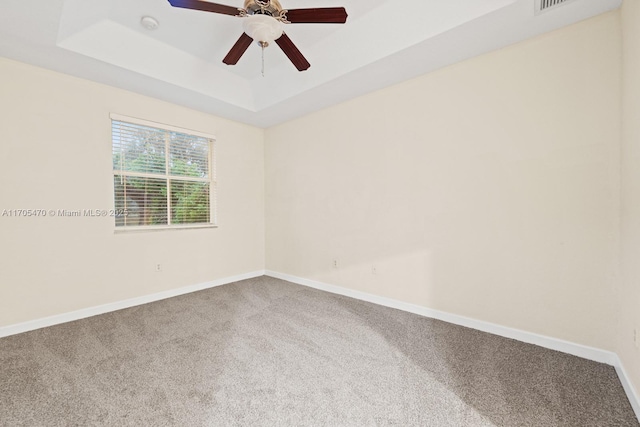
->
<box><xmin>243</xmin><ymin>15</ymin><xmax>283</xmax><ymax>45</ymax></box>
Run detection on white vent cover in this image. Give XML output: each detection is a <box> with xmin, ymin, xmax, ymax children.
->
<box><xmin>535</xmin><ymin>0</ymin><xmax>577</xmax><ymax>14</ymax></box>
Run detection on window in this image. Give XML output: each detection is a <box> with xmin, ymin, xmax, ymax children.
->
<box><xmin>111</xmin><ymin>114</ymin><xmax>216</xmax><ymax>230</ymax></box>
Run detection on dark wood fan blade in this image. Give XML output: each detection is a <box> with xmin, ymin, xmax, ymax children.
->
<box><xmin>284</xmin><ymin>7</ymin><xmax>348</xmax><ymax>24</ymax></box>
<box><xmin>223</xmin><ymin>33</ymin><xmax>254</xmax><ymax>65</ymax></box>
<box><xmin>168</xmin><ymin>0</ymin><xmax>241</xmax><ymax>17</ymax></box>
<box><xmin>275</xmin><ymin>33</ymin><xmax>310</xmax><ymax>71</ymax></box>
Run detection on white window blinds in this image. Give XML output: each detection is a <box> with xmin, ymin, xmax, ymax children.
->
<box><xmin>111</xmin><ymin>115</ymin><xmax>216</xmax><ymax>229</ymax></box>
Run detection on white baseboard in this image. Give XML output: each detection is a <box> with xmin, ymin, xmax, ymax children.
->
<box><xmin>0</xmin><ymin>270</ymin><xmax>266</xmax><ymax>339</ymax></box>
<box><xmin>266</xmin><ymin>270</ymin><xmax>616</xmax><ymax>364</ymax></box>
<box><xmin>614</xmin><ymin>356</ymin><xmax>640</xmax><ymax>422</ymax></box>
<box><xmin>265</xmin><ymin>270</ymin><xmax>639</xmax><ymax>422</ymax></box>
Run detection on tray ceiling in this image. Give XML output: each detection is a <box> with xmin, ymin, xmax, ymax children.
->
<box><xmin>0</xmin><ymin>0</ymin><xmax>621</xmax><ymax>127</ymax></box>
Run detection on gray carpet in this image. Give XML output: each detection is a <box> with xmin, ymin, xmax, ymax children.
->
<box><xmin>0</xmin><ymin>276</ymin><xmax>637</xmax><ymax>426</ymax></box>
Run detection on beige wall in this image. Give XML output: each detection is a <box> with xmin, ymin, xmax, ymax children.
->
<box><xmin>0</xmin><ymin>57</ymin><xmax>265</xmax><ymax>327</ymax></box>
<box><xmin>620</xmin><ymin>0</ymin><xmax>640</xmax><ymax>400</ymax></box>
<box><xmin>265</xmin><ymin>13</ymin><xmax>621</xmax><ymax>351</ymax></box>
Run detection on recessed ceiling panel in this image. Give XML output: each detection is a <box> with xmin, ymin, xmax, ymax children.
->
<box><xmin>0</xmin><ymin>0</ymin><xmax>622</xmax><ymax>127</ymax></box>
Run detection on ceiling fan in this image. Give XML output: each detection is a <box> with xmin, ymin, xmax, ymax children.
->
<box><xmin>167</xmin><ymin>0</ymin><xmax>348</xmax><ymax>71</ymax></box>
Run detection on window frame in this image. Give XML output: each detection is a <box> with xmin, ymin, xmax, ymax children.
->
<box><xmin>110</xmin><ymin>113</ymin><xmax>217</xmax><ymax>233</ymax></box>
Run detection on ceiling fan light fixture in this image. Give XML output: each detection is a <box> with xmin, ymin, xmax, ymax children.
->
<box><xmin>242</xmin><ymin>15</ymin><xmax>283</xmax><ymax>45</ymax></box>
<box><xmin>167</xmin><ymin>0</ymin><xmax>347</xmax><ymax>71</ymax></box>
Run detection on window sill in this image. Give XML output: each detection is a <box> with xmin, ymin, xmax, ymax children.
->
<box><xmin>114</xmin><ymin>224</ymin><xmax>218</xmax><ymax>234</ymax></box>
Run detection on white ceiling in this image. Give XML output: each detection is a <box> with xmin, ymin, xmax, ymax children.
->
<box><xmin>0</xmin><ymin>0</ymin><xmax>621</xmax><ymax>127</ymax></box>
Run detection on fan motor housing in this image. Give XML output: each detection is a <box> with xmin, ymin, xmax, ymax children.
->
<box><xmin>244</xmin><ymin>0</ymin><xmax>283</xmax><ymax>16</ymax></box>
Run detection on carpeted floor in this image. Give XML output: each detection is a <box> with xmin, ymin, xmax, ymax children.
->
<box><xmin>0</xmin><ymin>276</ymin><xmax>637</xmax><ymax>426</ymax></box>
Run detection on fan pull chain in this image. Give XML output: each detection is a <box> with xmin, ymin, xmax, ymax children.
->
<box><xmin>259</xmin><ymin>41</ymin><xmax>267</xmax><ymax>77</ymax></box>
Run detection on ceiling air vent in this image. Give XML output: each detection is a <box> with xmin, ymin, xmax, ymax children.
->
<box><xmin>535</xmin><ymin>0</ymin><xmax>577</xmax><ymax>14</ymax></box>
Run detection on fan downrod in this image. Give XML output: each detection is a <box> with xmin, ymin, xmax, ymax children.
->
<box><xmin>244</xmin><ymin>0</ymin><xmax>284</xmax><ymax>18</ymax></box>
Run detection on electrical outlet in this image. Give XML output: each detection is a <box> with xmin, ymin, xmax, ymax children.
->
<box><xmin>156</xmin><ymin>264</ymin><xmax>162</xmax><ymax>272</ymax></box>
<box><xmin>333</xmin><ymin>259</ymin><xmax>338</xmax><ymax>269</ymax></box>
